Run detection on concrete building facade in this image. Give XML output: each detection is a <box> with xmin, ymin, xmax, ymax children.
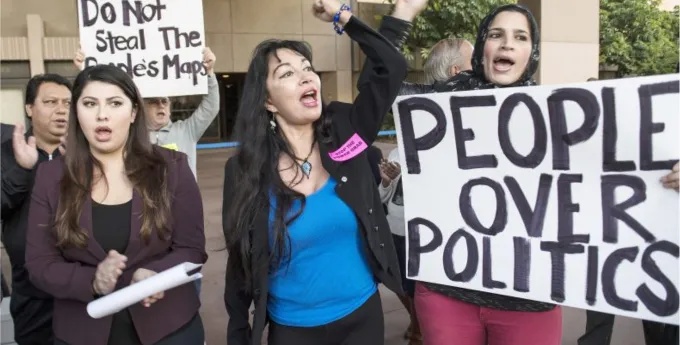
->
<box><xmin>0</xmin><ymin>0</ymin><xmax>607</xmax><ymax>142</ymax></box>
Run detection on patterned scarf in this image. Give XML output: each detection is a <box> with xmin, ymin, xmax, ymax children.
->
<box><xmin>432</xmin><ymin>4</ymin><xmax>541</xmax><ymax>93</ymax></box>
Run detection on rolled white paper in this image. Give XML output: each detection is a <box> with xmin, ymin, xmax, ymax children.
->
<box><xmin>87</xmin><ymin>262</ymin><xmax>203</xmax><ymax>319</ymax></box>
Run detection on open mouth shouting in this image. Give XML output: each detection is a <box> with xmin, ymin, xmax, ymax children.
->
<box><xmin>94</xmin><ymin>126</ymin><xmax>113</xmax><ymax>142</ymax></box>
<box><xmin>300</xmin><ymin>88</ymin><xmax>319</xmax><ymax>108</ymax></box>
<box><xmin>493</xmin><ymin>55</ymin><xmax>516</xmax><ymax>72</ymax></box>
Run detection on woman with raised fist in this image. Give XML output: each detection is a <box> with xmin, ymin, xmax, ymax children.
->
<box><xmin>221</xmin><ymin>0</ymin><xmax>426</xmax><ymax>344</ymax></box>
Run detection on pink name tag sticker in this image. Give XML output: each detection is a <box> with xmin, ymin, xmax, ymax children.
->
<box><xmin>329</xmin><ymin>133</ymin><xmax>368</xmax><ymax>162</ymax></box>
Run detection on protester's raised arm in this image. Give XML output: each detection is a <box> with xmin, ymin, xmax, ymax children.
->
<box><xmin>183</xmin><ymin>48</ymin><xmax>220</xmax><ymax>141</ymax></box>
<box><xmin>335</xmin><ymin>0</ymin><xmax>426</xmax><ymax>145</ymax></box>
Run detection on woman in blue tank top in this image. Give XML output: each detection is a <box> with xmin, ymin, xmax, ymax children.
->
<box><xmin>221</xmin><ymin>0</ymin><xmax>428</xmax><ymax>344</ymax></box>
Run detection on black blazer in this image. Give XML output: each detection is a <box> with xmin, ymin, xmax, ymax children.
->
<box><xmin>222</xmin><ymin>15</ymin><xmax>412</xmax><ymax>345</ymax></box>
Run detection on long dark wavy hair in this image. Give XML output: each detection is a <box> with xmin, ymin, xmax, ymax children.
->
<box><xmin>224</xmin><ymin>39</ymin><xmax>332</xmax><ymax>288</ymax></box>
<box><xmin>55</xmin><ymin>65</ymin><xmax>172</xmax><ymax>249</ymax></box>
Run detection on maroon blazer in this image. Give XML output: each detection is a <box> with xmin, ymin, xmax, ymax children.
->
<box><xmin>24</xmin><ymin>148</ymin><xmax>208</xmax><ymax>345</ymax></box>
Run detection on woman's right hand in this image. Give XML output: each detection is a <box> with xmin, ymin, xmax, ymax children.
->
<box><xmin>92</xmin><ymin>250</ymin><xmax>127</xmax><ymax>295</ymax></box>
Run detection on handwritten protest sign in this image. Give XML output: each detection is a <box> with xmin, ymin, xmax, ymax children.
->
<box><xmin>77</xmin><ymin>0</ymin><xmax>207</xmax><ymax>97</ymax></box>
<box><xmin>393</xmin><ymin>74</ymin><xmax>680</xmax><ymax>324</ymax></box>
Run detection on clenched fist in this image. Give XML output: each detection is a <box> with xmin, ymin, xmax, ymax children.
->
<box><xmin>92</xmin><ymin>250</ymin><xmax>127</xmax><ymax>296</ymax></box>
<box><xmin>311</xmin><ymin>0</ymin><xmax>351</xmax><ymax>24</ymax></box>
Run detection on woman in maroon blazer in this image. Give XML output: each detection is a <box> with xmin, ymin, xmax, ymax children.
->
<box><xmin>24</xmin><ymin>64</ymin><xmax>208</xmax><ymax>345</ymax></box>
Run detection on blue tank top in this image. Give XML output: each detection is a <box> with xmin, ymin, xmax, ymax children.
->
<box><xmin>267</xmin><ymin>177</ymin><xmax>377</xmax><ymax>327</ymax></box>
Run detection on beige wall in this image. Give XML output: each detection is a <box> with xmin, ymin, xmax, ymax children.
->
<box><xmin>519</xmin><ymin>0</ymin><xmax>600</xmax><ymax>84</ymax></box>
<box><xmin>0</xmin><ymin>0</ymin><xmax>79</xmax><ymax>37</ymax></box>
<box><xmin>0</xmin><ymin>89</ymin><xmax>25</xmax><ymax>126</ymax></box>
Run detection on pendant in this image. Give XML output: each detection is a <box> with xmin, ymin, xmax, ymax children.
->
<box><xmin>301</xmin><ymin>161</ymin><xmax>312</xmax><ymax>178</ymax></box>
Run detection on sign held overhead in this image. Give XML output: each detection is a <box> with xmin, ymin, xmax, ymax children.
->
<box><xmin>77</xmin><ymin>0</ymin><xmax>207</xmax><ymax>97</ymax></box>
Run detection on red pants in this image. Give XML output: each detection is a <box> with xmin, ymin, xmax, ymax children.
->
<box><xmin>414</xmin><ymin>283</ymin><xmax>562</xmax><ymax>345</ymax></box>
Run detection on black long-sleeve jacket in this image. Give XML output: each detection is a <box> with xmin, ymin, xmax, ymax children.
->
<box><xmin>1</xmin><ymin>132</ymin><xmax>61</xmax><ymax>297</ymax></box>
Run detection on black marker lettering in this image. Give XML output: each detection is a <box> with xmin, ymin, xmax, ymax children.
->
<box><xmin>158</xmin><ymin>27</ymin><xmax>203</xmax><ymax>50</ymax></box>
<box><xmin>100</xmin><ymin>3</ymin><xmax>116</xmax><ymax>24</ymax></box>
<box><xmin>483</xmin><ymin>236</ymin><xmax>506</xmax><ymax>289</ymax></box>
<box><xmin>122</xmin><ymin>0</ymin><xmax>167</xmax><ymax>26</ymax></box>
<box><xmin>133</xmin><ymin>60</ymin><xmax>147</xmax><ymax>77</ymax></box>
<box><xmin>602</xmin><ymin>87</ymin><xmax>636</xmax><ymax>172</ymax></box>
<box><xmin>450</xmin><ymin>95</ymin><xmax>498</xmax><ymax>169</ymax></box>
<box><xmin>547</xmin><ymin>88</ymin><xmax>600</xmax><ymax>170</ymax></box>
<box><xmin>459</xmin><ymin>177</ymin><xmax>507</xmax><ymax>236</ymax></box>
<box><xmin>504</xmin><ymin>174</ymin><xmax>552</xmax><ymax>238</ymax></box>
<box><xmin>116</xmin><ymin>53</ymin><xmax>133</xmax><ymax>76</ymax></box>
<box><xmin>557</xmin><ymin>174</ymin><xmax>589</xmax><ymax>243</ymax></box>
<box><xmin>601</xmin><ymin>175</ymin><xmax>654</xmax><ymax>244</ymax></box>
<box><xmin>162</xmin><ymin>54</ymin><xmax>204</xmax><ymax>85</ymax></box>
<box><xmin>639</xmin><ymin>81</ymin><xmax>680</xmax><ymax>171</ymax></box>
<box><xmin>84</xmin><ymin>57</ymin><xmax>98</xmax><ymax>68</ymax></box>
<box><xmin>397</xmin><ymin>97</ymin><xmax>447</xmax><ymax>174</ymax></box>
<box><xmin>585</xmin><ymin>245</ymin><xmax>599</xmax><ymax>306</ymax></box>
<box><xmin>498</xmin><ymin>93</ymin><xmax>547</xmax><ymax>168</ymax></box>
<box><xmin>513</xmin><ymin>237</ymin><xmax>531</xmax><ymax>293</ymax></box>
<box><xmin>80</xmin><ymin>0</ymin><xmax>117</xmax><ymax>27</ymax></box>
<box><xmin>95</xmin><ymin>30</ymin><xmax>107</xmax><ymax>53</ymax></box>
<box><xmin>540</xmin><ymin>241</ymin><xmax>586</xmax><ymax>303</ymax></box>
<box><xmin>636</xmin><ymin>240</ymin><xmax>680</xmax><ymax>317</ymax></box>
<box><xmin>407</xmin><ymin>218</ymin><xmax>443</xmax><ymax>277</ymax></box>
<box><xmin>602</xmin><ymin>246</ymin><xmax>639</xmax><ymax>312</ymax></box>
<box><xmin>95</xmin><ymin>29</ymin><xmax>146</xmax><ymax>54</ymax></box>
<box><xmin>443</xmin><ymin>229</ymin><xmax>478</xmax><ymax>282</ymax></box>
<box><xmin>80</xmin><ymin>0</ymin><xmax>99</xmax><ymax>27</ymax></box>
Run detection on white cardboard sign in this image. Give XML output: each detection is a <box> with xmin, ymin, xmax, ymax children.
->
<box><xmin>77</xmin><ymin>0</ymin><xmax>207</xmax><ymax>97</ymax></box>
<box><xmin>392</xmin><ymin>74</ymin><xmax>680</xmax><ymax>325</ymax></box>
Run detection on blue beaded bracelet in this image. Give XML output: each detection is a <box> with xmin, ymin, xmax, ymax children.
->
<box><xmin>333</xmin><ymin>4</ymin><xmax>351</xmax><ymax>35</ymax></box>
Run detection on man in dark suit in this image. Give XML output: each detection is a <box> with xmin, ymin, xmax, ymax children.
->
<box><xmin>1</xmin><ymin>74</ymin><xmax>72</xmax><ymax>345</ymax></box>
<box><xmin>1</xmin><ymin>123</ymin><xmax>14</xmax><ymax>143</ymax></box>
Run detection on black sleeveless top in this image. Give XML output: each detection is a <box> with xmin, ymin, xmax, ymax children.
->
<box><xmin>91</xmin><ymin>200</ymin><xmax>142</xmax><ymax>345</ymax></box>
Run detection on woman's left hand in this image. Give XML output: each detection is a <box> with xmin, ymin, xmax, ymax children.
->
<box><xmin>393</xmin><ymin>0</ymin><xmax>429</xmax><ymax>22</ymax></box>
<box><xmin>312</xmin><ymin>0</ymin><xmax>349</xmax><ymax>23</ymax></box>
<box><xmin>131</xmin><ymin>268</ymin><xmax>164</xmax><ymax>307</ymax></box>
<box><xmin>660</xmin><ymin>162</ymin><xmax>679</xmax><ymax>191</ymax></box>
<box><xmin>203</xmin><ymin>47</ymin><xmax>216</xmax><ymax>75</ymax></box>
